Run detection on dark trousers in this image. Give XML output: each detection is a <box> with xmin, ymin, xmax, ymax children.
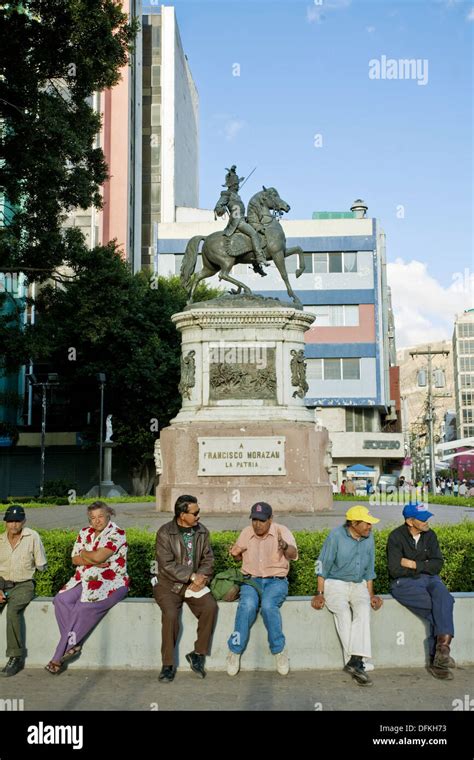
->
<box><xmin>0</xmin><ymin>580</ymin><xmax>35</xmax><ymax>658</ymax></box>
<box><xmin>390</xmin><ymin>574</ymin><xmax>454</xmax><ymax>656</ymax></box>
<box><xmin>153</xmin><ymin>581</ymin><xmax>217</xmax><ymax>667</ymax></box>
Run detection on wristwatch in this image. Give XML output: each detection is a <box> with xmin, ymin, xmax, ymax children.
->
<box><xmin>315</xmin><ymin>591</ymin><xmax>324</xmax><ymax>596</ymax></box>
<box><xmin>190</xmin><ymin>573</ymin><xmax>196</xmax><ymax>582</ymax></box>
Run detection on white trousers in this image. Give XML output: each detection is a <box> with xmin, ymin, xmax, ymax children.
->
<box><xmin>324</xmin><ymin>579</ymin><xmax>372</xmax><ymax>663</ymax></box>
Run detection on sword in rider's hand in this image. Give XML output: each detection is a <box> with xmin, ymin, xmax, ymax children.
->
<box><xmin>239</xmin><ymin>166</ymin><xmax>257</xmax><ymax>191</ymax></box>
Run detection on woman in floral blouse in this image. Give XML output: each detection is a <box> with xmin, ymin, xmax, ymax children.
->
<box><xmin>45</xmin><ymin>501</ymin><xmax>129</xmax><ymax>674</ymax></box>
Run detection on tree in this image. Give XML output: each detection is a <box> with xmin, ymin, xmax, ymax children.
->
<box><xmin>17</xmin><ymin>244</ymin><xmax>220</xmax><ymax>494</ymax></box>
<box><xmin>0</xmin><ymin>0</ymin><xmax>138</xmax><ymax>278</ymax></box>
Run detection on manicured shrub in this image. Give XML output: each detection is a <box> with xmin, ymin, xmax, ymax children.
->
<box><xmin>27</xmin><ymin>522</ymin><xmax>474</xmax><ymax>598</ymax></box>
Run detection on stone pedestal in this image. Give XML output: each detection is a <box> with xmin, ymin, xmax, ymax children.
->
<box><xmin>156</xmin><ymin>295</ymin><xmax>332</xmax><ymax>512</ymax></box>
<box><xmin>85</xmin><ymin>443</ymin><xmax>127</xmax><ymax>498</ymax></box>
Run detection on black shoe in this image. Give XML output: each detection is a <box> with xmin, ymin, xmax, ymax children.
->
<box><xmin>185</xmin><ymin>651</ymin><xmax>206</xmax><ymax>678</ymax></box>
<box><xmin>252</xmin><ymin>263</ymin><xmax>268</xmax><ymax>277</ymax></box>
<box><xmin>343</xmin><ymin>656</ymin><xmax>372</xmax><ymax>687</ymax></box>
<box><xmin>158</xmin><ymin>665</ymin><xmax>176</xmax><ymax>683</ymax></box>
<box><xmin>0</xmin><ymin>657</ymin><xmax>24</xmax><ymax>677</ymax></box>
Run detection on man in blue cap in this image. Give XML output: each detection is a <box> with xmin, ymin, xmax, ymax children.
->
<box><xmin>387</xmin><ymin>503</ymin><xmax>455</xmax><ymax>680</ymax></box>
<box><xmin>0</xmin><ymin>505</ymin><xmax>47</xmax><ymax>676</ymax></box>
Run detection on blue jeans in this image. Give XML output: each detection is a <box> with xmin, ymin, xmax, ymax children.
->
<box><xmin>227</xmin><ymin>577</ymin><xmax>288</xmax><ymax>655</ymax></box>
<box><xmin>390</xmin><ymin>574</ymin><xmax>454</xmax><ymax>656</ymax></box>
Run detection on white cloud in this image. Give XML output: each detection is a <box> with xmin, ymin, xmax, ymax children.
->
<box><xmin>366</xmin><ymin>25</ymin><xmax>376</xmax><ymax>33</ymax></box>
<box><xmin>467</xmin><ymin>7</ymin><xmax>474</xmax><ymax>21</ymax></box>
<box><xmin>306</xmin><ymin>0</ymin><xmax>351</xmax><ymax>24</ymax></box>
<box><xmin>387</xmin><ymin>258</ymin><xmax>474</xmax><ymax>348</ymax></box>
<box><xmin>307</xmin><ymin>6</ymin><xmax>323</xmax><ymax>24</ymax></box>
<box><xmin>223</xmin><ymin>119</ymin><xmax>245</xmax><ymax>142</ymax></box>
<box><xmin>210</xmin><ymin>114</ymin><xmax>246</xmax><ymax>142</ymax></box>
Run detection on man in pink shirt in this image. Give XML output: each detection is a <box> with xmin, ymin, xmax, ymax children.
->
<box><xmin>226</xmin><ymin>502</ymin><xmax>298</xmax><ymax>677</ymax></box>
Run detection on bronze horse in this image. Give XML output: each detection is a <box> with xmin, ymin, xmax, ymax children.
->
<box><xmin>180</xmin><ymin>187</ymin><xmax>305</xmax><ymax>306</ymax></box>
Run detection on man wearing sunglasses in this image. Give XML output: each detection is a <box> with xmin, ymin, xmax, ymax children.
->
<box><xmin>153</xmin><ymin>494</ymin><xmax>217</xmax><ymax>683</ymax></box>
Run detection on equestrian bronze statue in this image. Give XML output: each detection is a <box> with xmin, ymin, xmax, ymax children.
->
<box><xmin>180</xmin><ymin>166</ymin><xmax>305</xmax><ymax>306</ymax></box>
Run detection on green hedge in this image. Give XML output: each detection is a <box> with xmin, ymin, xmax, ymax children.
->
<box><xmin>26</xmin><ymin>523</ymin><xmax>474</xmax><ymax>598</ymax></box>
<box><xmin>0</xmin><ymin>496</ymin><xmax>156</xmax><ymax>508</ymax></box>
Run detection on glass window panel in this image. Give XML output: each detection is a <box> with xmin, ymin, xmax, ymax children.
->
<box><xmin>354</xmin><ymin>409</ymin><xmax>363</xmax><ymax>432</ymax></box>
<box><xmin>345</xmin><ymin>408</ymin><xmax>354</xmax><ymax>432</ymax></box>
<box><xmin>303</xmin><ymin>253</ymin><xmax>314</xmax><ymax>272</ymax></box>
<box><xmin>364</xmin><ymin>409</ymin><xmax>373</xmax><ymax>432</ymax></box>
<box><xmin>151</xmin><ymin>104</ymin><xmax>161</xmax><ymax>126</ymax></box>
<box><xmin>307</xmin><ymin>359</ymin><xmax>323</xmax><ymax>380</ymax></box>
<box><xmin>330</xmin><ymin>305</ymin><xmax>344</xmax><ymax>326</ymax></box>
<box><xmin>342</xmin><ymin>358</ymin><xmax>360</xmax><ymax>380</ymax></box>
<box><xmin>344</xmin><ymin>305</ymin><xmax>359</xmax><ymax>326</ymax></box>
<box><xmin>314</xmin><ymin>305</ymin><xmax>330</xmax><ymax>326</ymax></box>
<box><xmin>175</xmin><ymin>255</ymin><xmax>184</xmax><ymax>274</ymax></box>
<box><xmin>343</xmin><ymin>252</ymin><xmax>357</xmax><ymax>272</ymax></box>
<box><xmin>324</xmin><ymin>359</ymin><xmax>341</xmax><ymax>380</ymax></box>
<box><xmin>151</xmin><ymin>65</ymin><xmax>161</xmax><ymax>87</ymax></box>
<box><xmin>461</xmin><ymin>374</ymin><xmax>474</xmax><ymax>387</ymax></box>
<box><xmin>329</xmin><ymin>252</ymin><xmax>342</xmax><ymax>272</ymax></box>
<box><xmin>285</xmin><ymin>255</ymin><xmax>297</xmax><ymax>273</ymax></box>
<box><xmin>313</xmin><ymin>253</ymin><xmax>327</xmax><ymax>273</ymax></box>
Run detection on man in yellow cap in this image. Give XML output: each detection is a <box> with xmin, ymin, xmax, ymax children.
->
<box><xmin>311</xmin><ymin>506</ymin><xmax>383</xmax><ymax>686</ymax></box>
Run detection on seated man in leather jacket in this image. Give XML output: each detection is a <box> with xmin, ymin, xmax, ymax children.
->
<box><xmin>153</xmin><ymin>494</ymin><xmax>217</xmax><ymax>682</ymax></box>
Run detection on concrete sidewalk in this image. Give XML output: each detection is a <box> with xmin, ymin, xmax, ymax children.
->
<box><xmin>1</xmin><ymin>666</ymin><xmax>473</xmax><ymax>711</ymax></box>
<box><xmin>23</xmin><ymin>500</ymin><xmax>474</xmax><ymax>533</ymax></box>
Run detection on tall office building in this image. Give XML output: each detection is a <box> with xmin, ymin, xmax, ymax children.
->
<box><xmin>453</xmin><ymin>309</ymin><xmax>474</xmax><ymax>439</ymax></box>
<box><xmin>64</xmin><ymin>3</ymin><xmax>199</xmax><ymax>272</ymax></box>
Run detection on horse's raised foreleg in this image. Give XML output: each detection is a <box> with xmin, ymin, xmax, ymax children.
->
<box><xmin>284</xmin><ymin>246</ymin><xmax>305</xmax><ymax>278</ymax></box>
<box><xmin>273</xmin><ymin>250</ymin><xmax>303</xmax><ymax>308</ymax></box>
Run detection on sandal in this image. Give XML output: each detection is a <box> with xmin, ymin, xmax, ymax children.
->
<box><xmin>60</xmin><ymin>645</ymin><xmax>82</xmax><ymax>664</ymax></box>
<box><xmin>45</xmin><ymin>660</ymin><xmax>65</xmax><ymax>675</ymax></box>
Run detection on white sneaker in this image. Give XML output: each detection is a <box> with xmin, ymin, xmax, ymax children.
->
<box><xmin>275</xmin><ymin>648</ymin><xmax>290</xmax><ymax>675</ymax></box>
<box><xmin>364</xmin><ymin>660</ymin><xmax>375</xmax><ymax>672</ymax></box>
<box><xmin>226</xmin><ymin>651</ymin><xmax>241</xmax><ymax>677</ymax></box>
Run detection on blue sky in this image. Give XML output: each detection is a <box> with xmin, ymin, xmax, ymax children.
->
<box><xmin>157</xmin><ymin>0</ymin><xmax>473</xmax><ymax>345</ymax></box>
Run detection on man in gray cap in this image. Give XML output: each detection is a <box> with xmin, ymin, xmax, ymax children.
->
<box><xmin>226</xmin><ymin>502</ymin><xmax>297</xmax><ymax>676</ymax></box>
<box><xmin>0</xmin><ymin>505</ymin><xmax>47</xmax><ymax>676</ymax></box>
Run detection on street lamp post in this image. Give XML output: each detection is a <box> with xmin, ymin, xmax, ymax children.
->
<box><xmin>96</xmin><ymin>373</ymin><xmax>106</xmax><ymax>498</ymax></box>
<box><xmin>26</xmin><ymin>372</ymin><xmax>59</xmax><ymax>497</ymax></box>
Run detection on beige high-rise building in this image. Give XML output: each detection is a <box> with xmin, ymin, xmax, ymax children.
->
<box><xmin>396</xmin><ymin>340</ymin><xmax>455</xmax><ymax>441</ymax></box>
<box><xmin>453</xmin><ymin>309</ymin><xmax>474</xmax><ymax>439</ymax></box>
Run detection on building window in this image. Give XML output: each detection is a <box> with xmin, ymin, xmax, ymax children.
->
<box><xmin>461</xmin><ymin>374</ymin><xmax>474</xmax><ymax>387</ymax></box>
<box><xmin>342</xmin><ymin>358</ymin><xmax>360</xmax><ymax>379</ymax></box>
<box><xmin>310</xmin><ymin>358</ymin><xmax>361</xmax><ymax>380</ymax></box>
<box><xmin>307</xmin><ymin>359</ymin><xmax>323</xmax><ymax>380</ymax></box>
<box><xmin>175</xmin><ymin>255</ymin><xmax>184</xmax><ymax>274</ymax></box>
<box><xmin>458</xmin><ymin>323</ymin><xmax>474</xmax><ymax>338</ymax></box>
<box><xmin>346</xmin><ymin>408</ymin><xmax>374</xmax><ymax>432</ymax></box>
<box><xmin>463</xmin><ymin>425</ymin><xmax>474</xmax><ymax>437</ymax></box>
<box><xmin>311</xmin><ymin>252</ymin><xmax>358</xmax><ymax>274</ymax></box>
<box><xmin>463</xmin><ymin>408</ymin><xmax>474</xmax><ymax>423</ymax></box>
<box><xmin>324</xmin><ymin>358</ymin><xmax>341</xmax><ymax>380</ymax></box>
<box><xmin>459</xmin><ymin>339</ymin><xmax>474</xmax><ymax>355</ymax></box>
<box><xmin>462</xmin><ymin>392</ymin><xmax>474</xmax><ymax>406</ymax></box>
<box><xmin>305</xmin><ymin>305</ymin><xmax>359</xmax><ymax>326</ymax></box>
<box><xmin>460</xmin><ymin>356</ymin><xmax>474</xmax><ymax>372</ymax></box>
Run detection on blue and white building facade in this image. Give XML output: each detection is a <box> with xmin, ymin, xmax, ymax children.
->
<box><xmin>156</xmin><ymin>202</ymin><xmax>404</xmax><ymax>485</ymax></box>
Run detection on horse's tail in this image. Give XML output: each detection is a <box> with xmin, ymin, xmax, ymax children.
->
<box><xmin>180</xmin><ymin>236</ymin><xmax>204</xmax><ymax>288</ymax></box>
